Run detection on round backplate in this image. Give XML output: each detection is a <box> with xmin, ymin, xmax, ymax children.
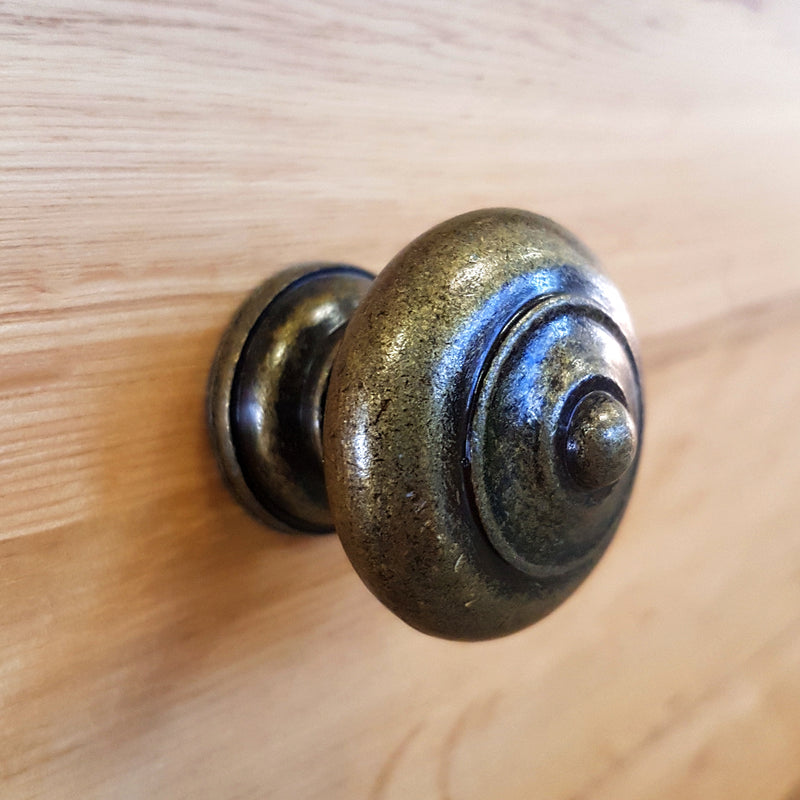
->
<box><xmin>207</xmin><ymin>263</ymin><xmax>374</xmax><ymax>533</ymax></box>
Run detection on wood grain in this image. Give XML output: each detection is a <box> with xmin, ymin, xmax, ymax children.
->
<box><xmin>1</xmin><ymin>1</ymin><xmax>800</xmax><ymax>798</ymax></box>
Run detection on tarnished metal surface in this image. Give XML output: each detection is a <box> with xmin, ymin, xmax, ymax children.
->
<box><xmin>209</xmin><ymin>209</ymin><xmax>643</xmax><ymax>640</ymax></box>
<box><xmin>325</xmin><ymin>209</ymin><xmax>642</xmax><ymax>639</ymax></box>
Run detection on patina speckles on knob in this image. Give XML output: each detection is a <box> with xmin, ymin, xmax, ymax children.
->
<box><xmin>208</xmin><ymin>208</ymin><xmax>644</xmax><ymax>641</ymax></box>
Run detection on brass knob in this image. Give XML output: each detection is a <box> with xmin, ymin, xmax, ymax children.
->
<box><xmin>208</xmin><ymin>209</ymin><xmax>643</xmax><ymax>640</ymax></box>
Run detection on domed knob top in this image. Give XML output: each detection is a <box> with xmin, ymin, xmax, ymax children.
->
<box><xmin>325</xmin><ymin>208</ymin><xmax>643</xmax><ymax>639</ymax></box>
<box><xmin>565</xmin><ymin>390</ymin><xmax>637</xmax><ymax>490</ymax></box>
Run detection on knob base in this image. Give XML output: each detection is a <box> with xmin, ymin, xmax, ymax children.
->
<box><xmin>207</xmin><ymin>264</ymin><xmax>374</xmax><ymax>532</ymax></box>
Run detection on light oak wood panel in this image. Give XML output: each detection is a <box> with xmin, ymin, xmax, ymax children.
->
<box><xmin>2</xmin><ymin>2</ymin><xmax>800</xmax><ymax>798</ymax></box>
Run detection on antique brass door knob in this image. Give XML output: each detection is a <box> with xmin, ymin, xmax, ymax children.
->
<box><xmin>208</xmin><ymin>209</ymin><xmax>643</xmax><ymax>640</ymax></box>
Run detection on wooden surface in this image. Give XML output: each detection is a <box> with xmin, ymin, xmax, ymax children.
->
<box><xmin>2</xmin><ymin>2</ymin><xmax>800</xmax><ymax>798</ymax></box>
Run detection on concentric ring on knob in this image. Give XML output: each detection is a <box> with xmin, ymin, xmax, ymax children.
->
<box><xmin>324</xmin><ymin>209</ymin><xmax>643</xmax><ymax>640</ymax></box>
<box><xmin>466</xmin><ymin>298</ymin><xmax>640</xmax><ymax>579</ymax></box>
